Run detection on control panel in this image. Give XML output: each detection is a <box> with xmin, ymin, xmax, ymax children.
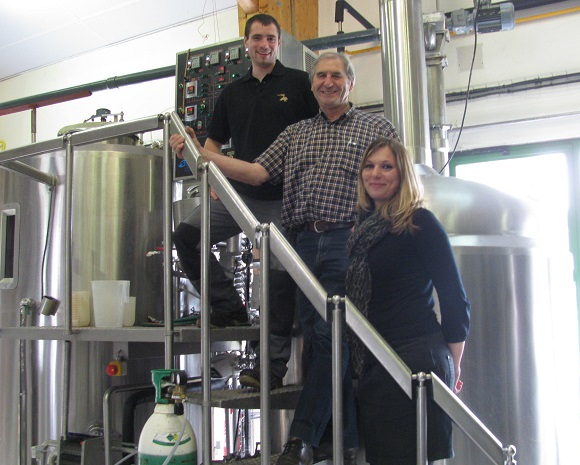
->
<box><xmin>174</xmin><ymin>39</ymin><xmax>251</xmax><ymax>179</ymax></box>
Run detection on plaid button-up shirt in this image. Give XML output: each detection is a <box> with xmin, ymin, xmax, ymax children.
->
<box><xmin>255</xmin><ymin>105</ymin><xmax>400</xmax><ymax>233</ymax></box>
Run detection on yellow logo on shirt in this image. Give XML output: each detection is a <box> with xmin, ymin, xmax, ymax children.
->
<box><xmin>277</xmin><ymin>93</ymin><xmax>288</xmax><ymax>102</ymax></box>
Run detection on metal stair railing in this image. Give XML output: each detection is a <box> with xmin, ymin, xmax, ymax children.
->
<box><xmin>170</xmin><ymin>111</ymin><xmax>517</xmax><ymax>465</ymax></box>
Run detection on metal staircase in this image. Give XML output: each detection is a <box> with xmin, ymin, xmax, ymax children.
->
<box><xmin>169</xmin><ymin>112</ymin><xmax>517</xmax><ymax>465</ymax></box>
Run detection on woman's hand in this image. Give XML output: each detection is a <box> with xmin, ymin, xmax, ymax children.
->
<box><xmin>453</xmin><ymin>364</ymin><xmax>463</xmax><ymax>393</ymax></box>
<box><xmin>447</xmin><ymin>341</ymin><xmax>465</xmax><ymax>393</ymax></box>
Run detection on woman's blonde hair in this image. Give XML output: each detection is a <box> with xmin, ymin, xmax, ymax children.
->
<box><xmin>357</xmin><ymin>137</ymin><xmax>424</xmax><ymax>234</ymax></box>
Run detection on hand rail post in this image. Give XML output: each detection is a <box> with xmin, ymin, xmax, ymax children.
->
<box><xmin>414</xmin><ymin>372</ymin><xmax>429</xmax><ymax>465</ymax></box>
<box><xmin>162</xmin><ymin>114</ymin><xmax>174</xmax><ymax>368</ymax></box>
<box><xmin>199</xmin><ymin>161</ymin><xmax>212</xmax><ymax>465</ymax></box>
<box><xmin>258</xmin><ymin>223</ymin><xmax>271</xmax><ymax>465</ymax></box>
<box><xmin>329</xmin><ymin>295</ymin><xmax>345</xmax><ymax>465</ymax></box>
<box><xmin>503</xmin><ymin>445</ymin><xmax>517</xmax><ymax>465</ymax></box>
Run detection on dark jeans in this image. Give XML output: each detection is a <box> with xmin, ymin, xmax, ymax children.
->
<box><xmin>172</xmin><ymin>195</ymin><xmax>295</xmax><ymax>378</ymax></box>
<box><xmin>289</xmin><ymin>228</ymin><xmax>358</xmax><ymax>449</ymax></box>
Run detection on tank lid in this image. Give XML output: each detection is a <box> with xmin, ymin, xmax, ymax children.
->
<box><xmin>58</xmin><ymin>108</ymin><xmax>137</xmax><ymax>139</ymax></box>
<box><xmin>57</xmin><ymin>108</ymin><xmax>139</xmax><ymax>145</ymax></box>
<box><xmin>57</xmin><ymin>121</ymin><xmax>111</xmax><ymax>137</ymax></box>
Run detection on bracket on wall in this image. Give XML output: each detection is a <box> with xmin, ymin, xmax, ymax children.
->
<box><xmin>334</xmin><ymin>0</ymin><xmax>375</xmax><ymax>52</ymax></box>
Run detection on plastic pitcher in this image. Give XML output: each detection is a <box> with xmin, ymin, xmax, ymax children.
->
<box><xmin>91</xmin><ymin>280</ymin><xmax>130</xmax><ymax>327</ymax></box>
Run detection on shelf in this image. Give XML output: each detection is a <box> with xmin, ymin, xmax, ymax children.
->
<box><xmin>0</xmin><ymin>324</ymin><xmax>260</xmax><ymax>343</ymax></box>
<box><xmin>186</xmin><ymin>385</ymin><xmax>303</xmax><ymax>410</ymax></box>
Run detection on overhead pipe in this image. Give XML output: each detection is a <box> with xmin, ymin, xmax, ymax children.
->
<box><xmin>446</xmin><ymin>71</ymin><xmax>580</xmax><ymax>102</ymax></box>
<box><xmin>0</xmin><ymin>66</ymin><xmax>174</xmax><ymax>116</ymax></box>
<box><xmin>379</xmin><ymin>0</ymin><xmax>432</xmax><ymax>166</ymax></box>
<box><xmin>289</xmin><ymin>29</ymin><xmax>382</xmax><ymax>51</ymax></box>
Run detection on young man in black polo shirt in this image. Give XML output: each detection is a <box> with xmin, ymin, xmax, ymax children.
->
<box><xmin>173</xmin><ymin>14</ymin><xmax>319</xmax><ymax>390</ymax></box>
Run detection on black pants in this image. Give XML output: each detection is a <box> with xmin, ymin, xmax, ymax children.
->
<box><xmin>172</xmin><ymin>195</ymin><xmax>296</xmax><ymax>378</ymax></box>
<box><xmin>358</xmin><ymin>332</ymin><xmax>455</xmax><ymax>465</ymax></box>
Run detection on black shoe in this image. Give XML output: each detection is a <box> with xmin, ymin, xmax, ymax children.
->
<box><xmin>313</xmin><ymin>442</ymin><xmax>357</xmax><ymax>465</ymax></box>
<box><xmin>276</xmin><ymin>438</ymin><xmax>313</xmax><ymax>465</ymax></box>
<box><xmin>196</xmin><ymin>306</ymin><xmax>249</xmax><ymax>328</ymax></box>
<box><xmin>239</xmin><ymin>367</ymin><xmax>283</xmax><ymax>390</ymax></box>
<box><xmin>343</xmin><ymin>448</ymin><xmax>357</xmax><ymax>465</ymax></box>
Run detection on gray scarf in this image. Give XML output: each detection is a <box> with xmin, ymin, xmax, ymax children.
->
<box><xmin>346</xmin><ymin>209</ymin><xmax>392</xmax><ymax>376</ymax></box>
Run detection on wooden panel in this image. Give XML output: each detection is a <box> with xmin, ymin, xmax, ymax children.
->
<box><xmin>292</xmin><ymin>0</ymin><xmax>319</xmax><ymax>41</ymax></box>
<box><xmin>237</xmin><ymin>0</ymin><xmax>318</xmax><ymax>41</ymax></box>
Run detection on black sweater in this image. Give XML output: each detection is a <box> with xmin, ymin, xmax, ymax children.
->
<box><xmin>366</xmin><ymin>208</ymin><xmax>470</xmax><ymax>346</ymax></box>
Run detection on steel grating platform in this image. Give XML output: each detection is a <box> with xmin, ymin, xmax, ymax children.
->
<box><xmin>211</xmin><ymin>453</ymin><xmax>281</xmax><ymax>465</ymax></box>
<box><xmin>186</xmin><ymin>385</ymin><xmax>303</xmax><ymax>410</ymax></box>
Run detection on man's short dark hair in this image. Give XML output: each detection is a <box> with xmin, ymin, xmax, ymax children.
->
<box><xmin>244</xmin><ymin>14</ymin><xmax>281</xmax><ymax>39</ymax></box>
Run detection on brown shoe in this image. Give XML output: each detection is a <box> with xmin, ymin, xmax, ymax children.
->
<box><xmin>239</xmin><ymin>367</ymin><xmax>283</xmax><ymax>390</ymax></box>
<box><xmin>276</xmin><ymin>438</ymin><xmax>313</xmax><ymax>465</ymax></box>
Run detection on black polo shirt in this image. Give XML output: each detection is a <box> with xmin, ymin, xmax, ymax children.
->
<box><xmin>208</xmin><ymin>60</ymin><xmax>319</xmax><ymax>200</ymax></box>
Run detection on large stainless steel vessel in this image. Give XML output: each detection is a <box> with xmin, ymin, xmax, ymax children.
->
<box><xmin>420</xmin><ymin>166</ymin><xmax>580</xmax><ymax>465</ymax></box>
<box><xmin>0</xmin><ymin>134</ymin><xmax>164</xmax><ymax>464</ymax></box>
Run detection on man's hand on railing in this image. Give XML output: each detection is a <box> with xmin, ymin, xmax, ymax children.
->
<box><xmin>169</xmin><ymin>126</ymin><xmax>205</xmax><ymax>159</ymax></box>
<box><xmin>168</xmin><ymin>125</ymin><xmax>221</xmax><ymax>201</ymax></box>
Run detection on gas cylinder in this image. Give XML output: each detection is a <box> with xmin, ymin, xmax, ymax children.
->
<box><xmin>138</xmin><ymin>369</ymin><xmax>197</xmax><ymax>465</ymax></box>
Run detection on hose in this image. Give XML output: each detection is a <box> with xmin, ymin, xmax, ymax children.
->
<box><xmin>113</xmin><ymin>451</ymin><xmax>138</xmax><ymax>465</ymax></box>
<box><xmin>162</xmin><ymin>403</ymin><xmax>190</xmax><ymax>465</ymax></box>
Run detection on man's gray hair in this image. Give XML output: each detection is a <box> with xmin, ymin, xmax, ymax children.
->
<box><xmin>311</xmin><ymin>52</ymin><xmax>356</xmax><ymax>83</ymax></box>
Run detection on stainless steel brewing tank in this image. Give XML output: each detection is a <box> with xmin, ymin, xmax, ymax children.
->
<box><xmin>418</xmin><ymin>165</ymin><xmax>580</xmax><ymax>465</ymax></box>
<box><xmin>67</xmin><ymin>142</ymin><xmax>164</xmax><ymax>314</ymax></box>
<box><xmin>0</xmin><ymin>137</ymin><xmax>164</xmax><ymax>464</ymax></box>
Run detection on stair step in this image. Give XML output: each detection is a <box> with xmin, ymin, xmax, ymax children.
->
<box><xmin>211</xmin><ymin>453</ymin><xmax>281</xmax><ymax>465</ymax></box>
<box><xmin>186</xmin><ymin>385</ymin><xmax>302</xmax><ymax>409</ymax></box>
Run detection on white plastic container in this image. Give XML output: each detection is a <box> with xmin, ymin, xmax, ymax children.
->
<box><xmin>72</xmin><ymin>291</ymin><xmax>91</xmax><ymax>327</ymax></box>
<box><xmin>91</xmin><ymin>280</ymin><xmax>130</xmax><ymax>327</ymax></box>
<box><xmin>123</xmin><ymin>296</ymin><xmax>136</xmax><ymax>326</ymax></box>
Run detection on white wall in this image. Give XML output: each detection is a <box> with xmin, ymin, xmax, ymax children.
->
<box><xmin>0</xmin><ymin>8</ymin><xmax>240</xmax><ymax>149</ymax></box>
<box><xmin>1</xmin><ymin>1</ymin><xmax>579</xmax><ymax>151</ymax></box>
<box><xmin>441</xmin><ymin>2</ymin><xmax>580</xmax><ymax>149</ymax></box>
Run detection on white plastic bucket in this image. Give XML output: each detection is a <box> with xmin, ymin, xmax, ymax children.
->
<box><xmin>91</xmin><ymin>280</ymin><xmax>130</xmax><ymax>327</ymax></box>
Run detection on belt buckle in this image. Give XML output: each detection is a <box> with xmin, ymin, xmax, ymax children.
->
<box><xmin>313</xmin><ymin>220</ymin><xmax>325</xmax><ymax>233</ymax></box>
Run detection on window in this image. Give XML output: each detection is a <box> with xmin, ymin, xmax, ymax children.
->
<box><xmin>449</xmin><ymin>139</ymin><xmax>580</xmax><ymax>322</ymax></box>
<box><xmin>0</xmin><ymin>204</ymin><xmax>19</xmax><ymax>289</ymax></box>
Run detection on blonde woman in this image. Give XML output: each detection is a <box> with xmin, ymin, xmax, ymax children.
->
<box><xmin>346</xmin><ymin>137</ymin><xmax>470</xmax><ymax>465</ymax></box>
